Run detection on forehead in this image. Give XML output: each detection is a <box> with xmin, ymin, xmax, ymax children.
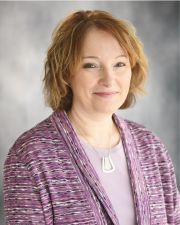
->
<box><xmin>80</xmin><ymin>27</ymin><xmax>126</xmax><ymax>56</ymax></box>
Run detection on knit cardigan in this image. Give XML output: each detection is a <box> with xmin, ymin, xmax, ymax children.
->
<box><xmin>3</xmin><ymin>110</ymin><xmax>180</xmax><ymax>225</ymax></box>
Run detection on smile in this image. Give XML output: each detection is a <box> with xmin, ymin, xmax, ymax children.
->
<box><xmin>93</xmin><ymin>92</ymin><xmax>119</xmax><ymax>98</ymax></box>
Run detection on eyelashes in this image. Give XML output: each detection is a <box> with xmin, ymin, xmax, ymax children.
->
<box><xmin>82</xmin><ymin>62</ymin><xmax>126</xmax><ymax>69</ymax></box>
<box><xmin>83</xmin><ymin>63</ymin><xmax>98</xmax><ymax>69</ymax></box>
<box><xmin>114</xmin><ymin>62</ymin><xmax>126</xmax><ymax>67</ymax></box>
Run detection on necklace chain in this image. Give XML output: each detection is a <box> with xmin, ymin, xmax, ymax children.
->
<box><xmin>87</xmin><ymin>140</ymin><xmax>115</xmax><ymax>173</ymax></box>
<box><xmin>68</xmin><ymin>115</ymin><xmax>116</xmax><ymax>173</ymax></box>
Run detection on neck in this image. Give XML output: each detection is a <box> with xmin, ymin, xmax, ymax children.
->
<box><xmin>67</xmin><ymin>107</ymin><xmax>120</xmax><ymax>148</ymax></box>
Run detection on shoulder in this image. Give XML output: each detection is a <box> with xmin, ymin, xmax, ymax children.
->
<box><xmin>7</xmin><ymin>113</ymin><xmax>62</xmax><ymax>163</ymax></box>
<box><xmin>124</xmin><ymin>117</ymin><xmax>156</xmax><ymax>136</ymax></box>
<box><xmin>115</xmin><ymin>114</ymin><xmax>168</xmax><ymax>159</ymax></box>
<box><xmin>121</xmin><ymin>117</ymin><xmax>174</xmax><ymax>163</ymax></box>
<box><xmin>120</xmin><ymin>116</ymin><xmax>164</xmax><ymax>148</ymax></box>
<box><xmin>116</xmin><ymin>115</ymin><xmax>177</xmax><ymax>177</ymax></box>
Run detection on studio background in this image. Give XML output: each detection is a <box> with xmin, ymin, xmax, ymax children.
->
<box><xmin>0</xmin><ymin>1</ymin><xmax>179</xmax><ymax>224</ymax></box>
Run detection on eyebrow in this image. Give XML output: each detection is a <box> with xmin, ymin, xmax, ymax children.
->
<box><xmin>81</xmin><ymin>54</ymin><xmax>127</xmax><ymax>59</ymax></box>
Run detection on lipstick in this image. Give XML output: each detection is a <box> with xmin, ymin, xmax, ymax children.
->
<box><xmin>93</xmin><ymin>92</ymin><xmax>118</xmax><ymax>97</ymax></box>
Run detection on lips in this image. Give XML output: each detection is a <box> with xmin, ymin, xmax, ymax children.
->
<box><xmin>93</xmin><ymin>91</ymin><xmax>119</xmax><ymax>97</ymax></box>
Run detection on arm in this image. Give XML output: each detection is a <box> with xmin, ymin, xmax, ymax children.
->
<box><xmin>158</xmin><ymin>142</ymin><xmax>180</xmax><ymax>224</ymax></box>
<box><xmin>166</xmin><ymin>153</ymin><xmax>180</xmax><ymax>224</ymax></box>
<box><xmin>3</xmin><ymin>148</ymin><xmax>46</xmax><ymax>225</ymax></box>
<box><xmin>126</xmin><ymin>119</ymin><xmax>180</xmax><ymax>223</ymax></box>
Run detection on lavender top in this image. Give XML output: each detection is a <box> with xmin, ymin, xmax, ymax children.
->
<box><xmin>3</xmin><ymin>110</ymin><xmax>180</xmax><ymax>225</ymax></box>
<box><xmin>80</xmin><ymin>138</ymin><xmax>137</xmax><ymax>225</ymax></box>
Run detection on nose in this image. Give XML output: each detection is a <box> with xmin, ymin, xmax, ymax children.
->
<box><xmin>99</xmin><ymin>67</ymin><xmax>114</xmax><ymax>87</ymax></box>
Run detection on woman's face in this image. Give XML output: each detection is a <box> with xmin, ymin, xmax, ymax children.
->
<box><xmin>70</xmin><ymin>27</ymin><xmax>132</xmax><ymax>116</ymax></box>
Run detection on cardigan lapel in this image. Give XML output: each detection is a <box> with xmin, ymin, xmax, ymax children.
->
<box><xmin>52</xmin><ymin>110</ymin><xmax>151</xmax><ymax>225</ymax></box>
<box><xmin>113</xmin><ymin>115</ymin><xmax>151</xmax><ymax>225</ymax></box>
<box><xmin>52</xmin><ymin>110</ymin><xmax>120</xmax><ymax>225</ymax></box>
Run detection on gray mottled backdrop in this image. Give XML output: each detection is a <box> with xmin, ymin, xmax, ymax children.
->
<box><xmin>0</xmin><ymin>1</ymin><xmax>179</xmax><ymax>223</ymax></box>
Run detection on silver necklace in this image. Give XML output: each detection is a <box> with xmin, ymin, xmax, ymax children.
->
<box><xmin>102</xmin><ymin>152</ymin><xmax>115</xmax><ymax>173</ymax></box>
<box><xmin>68</xmin><ymin>113</ymin><xmax>115</xmax><ymax>173</ymax></box>
<box><xmin>90</xmin><ymin>141</ymin><xmax>115</xmax><ymax>173</ymax></box>
<box><xmin>79</xmin><ymin>133</ymin><xmax>115</xmax><ymax>173</ymax></box>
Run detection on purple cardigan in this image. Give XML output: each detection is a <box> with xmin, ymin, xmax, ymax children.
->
<box><xmin>3</xmin><ymin>110</ymin><xmax>180</xmax><ymax>225</ymax></box>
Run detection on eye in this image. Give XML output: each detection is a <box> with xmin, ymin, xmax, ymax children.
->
<box><xmin>82</xmin><ymin>63</ymin><xmax>98</xmax><ymax>69</ymax></box>
<box><xmin>114</xmin><ymin>62</ymin><xmax>126</xmax><ymax>67</ymax></box>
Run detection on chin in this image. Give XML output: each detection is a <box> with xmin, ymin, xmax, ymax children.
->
<box><xmin>90</xmin><ymin>99</ymin><xmax>124</xmax><ymax>114</ymax></box>
<box><xmin>93</xmin><ymin>105</ymin><xmax>120</xmax><ymax>115</ymax></box>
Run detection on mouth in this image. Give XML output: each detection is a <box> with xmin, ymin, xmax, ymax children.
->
<box><xmin>93</xmin><ymin>91</ymin><xmax>119</xmax><ymax>97</ymax></box>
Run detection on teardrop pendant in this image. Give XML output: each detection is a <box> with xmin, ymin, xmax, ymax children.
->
<box><xmin>102</xmin><ymin>155</ymin><xmax>115</xmax><ymax>173</ymax></box>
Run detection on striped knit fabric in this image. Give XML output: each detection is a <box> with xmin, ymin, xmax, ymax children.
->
<box><xmin>3</xmin><ymin>110</ymin><xmax>180</xmax><ymax>225</ymax></box>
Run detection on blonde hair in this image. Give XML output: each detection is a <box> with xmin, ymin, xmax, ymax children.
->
<box><xmin>43</xmin><ymin>10</ymin><xmax>148</xmax><ymax>111</ymax></box>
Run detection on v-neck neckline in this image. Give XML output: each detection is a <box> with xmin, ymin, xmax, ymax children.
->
<box><xmin>51</xmin><ymin>110</ymin><xmax>151</xmax><ymax>225</ymax></box>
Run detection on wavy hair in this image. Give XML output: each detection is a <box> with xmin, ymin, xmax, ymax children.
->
<box><xmin>43</xmin><ymin>10</ymin><xmax>148</xmax><ymax>111</ymax></box>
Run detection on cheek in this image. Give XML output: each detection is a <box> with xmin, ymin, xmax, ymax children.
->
<box><xmin>124</xmin><ymin>71</ymin><xmax>132</xmax><ymax>87</ymax></box>
<box><xmin>117</xmin><ymin>73</ymin><xmax>132</xmax><ymax>89</ymax></box>
<box><xmin>71</xmin><ymin>76</ymin><xmax>94</xmax><ymax>95</ymax></box>
<box><xmin>72</xmin><ymin>71</ymin><xmax>93</xmax><ymax>85</ymax></box>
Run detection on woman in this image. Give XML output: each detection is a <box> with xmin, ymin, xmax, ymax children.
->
<box><xmin>3</xmin><ymin>10</ymin><xmax>180</xmax><ymax>225</ymax></box>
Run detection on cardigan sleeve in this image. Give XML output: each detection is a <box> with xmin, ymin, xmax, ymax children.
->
<box><xmin>3</xmin><ymin>148</ymin><xmax>46</xmax><ymax>225</ymax></box>
<box><xmin>156</xmin><ymin>139</ymin><xmax>180</xmax><ymax>224</ymax></box>
<box><xmin>125</xmin><ymin>119</ymin><xmax>180</xmax><ymax>224</ymax></box>
<box><xmin>166</xmin><ymin>151</ymin><xmax>180</xmax><ymax>224</ymax></box>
